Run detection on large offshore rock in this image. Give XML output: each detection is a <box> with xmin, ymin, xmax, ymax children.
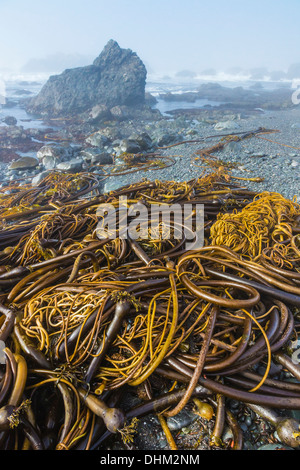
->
<box><xmin>25</xmin><ymin>40</ymin><xmax>147</xmax><ymax>117</ymax></box>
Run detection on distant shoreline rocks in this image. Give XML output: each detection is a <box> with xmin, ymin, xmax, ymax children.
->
<box><xmin>158</xmin><ymin>82</ymin><xmax>294</xmax><ymax>111</ymax></box>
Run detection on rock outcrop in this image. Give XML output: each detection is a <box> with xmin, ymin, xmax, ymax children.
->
<box><xmin>25</xmin><ymin>40</ymin><xmax>147</xmax><ymax>117</ymax></box>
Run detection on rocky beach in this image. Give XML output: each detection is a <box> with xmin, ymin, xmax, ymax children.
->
<box><xmin>0</xmin><ymin>40</ymin><xmax>300</xmax><ymax>452</ymax></box>
<box><xmin>0</xmin><ymin>41</ymin><xmax>299</xmax><ymax>201</ymax></box>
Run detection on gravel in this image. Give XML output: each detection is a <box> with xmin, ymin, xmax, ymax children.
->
<box><xmin>1</xmin><ymin>104</ymin><xmax>299</xmax><ymax>451</ymax></box>
<box><xmin>102</xmin><ymin>106</ymin><xmax>300</xmax><ymax>201</ymax></box>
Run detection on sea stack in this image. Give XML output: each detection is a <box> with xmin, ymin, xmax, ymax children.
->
<box><xmin>25</xmin><ymin>40</ymin><xmax>147</xmax><ymax>117</ymax></box>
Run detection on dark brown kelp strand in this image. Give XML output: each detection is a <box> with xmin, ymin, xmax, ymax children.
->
<box><xmin>0</xmin><ymin>161</ymin><xmax>299</xmax><ymax>450</ymax></box>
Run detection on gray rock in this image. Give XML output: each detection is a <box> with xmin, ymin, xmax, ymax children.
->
<box><xmin>85</xmin><ymin>132</ymin><xmax>109</xmax><ymax>148</ymax></box>
<box><xmin>99</xmin><ymin>127</ymin><xmax>123</xmax><ymax>141</ymax></box>
<box><xmin>31</xmin><ymin>170</ymin><xmax>52</xmax><ymax>186</ymax></box>
<box><xmin>56</xmin><ymin>158</ymin><xmax>83</xmax><ymax>172</ymax></box>
<box><xmin>3</xmin><ymin>116</ymin><xmax>17</xmax><ymax>126</ymax></box>
<box><xmin>88</xmin><ymin>104</ymin><xmax>111</xmax><ymax>122</ymax></box>
<box><xmin>166</xmin><ymin>409</ymin><xmax>197</xmax><ymax>432</ymax></box>
<box><xmin>37</xmin><ymin>144</ymin><xmax>74</xmax><ymax>161</ymax></box>
<box><xmin>119</xmin><ymin>139</ymin><xmax>141</xmax><ymax>154</ymax></box>
<box><xmin>291</xmin><ymin>160</ymin><xmax>299</xmax><ymax>168</ymax></box>
<box><xmin>9</xmin><ymin>156</ymin><xmax>38</xmax><ymax>170</ymax></box>
<box><xmin>91</xmin><ymin>152</ymin><xmax>113</xmax><ymax>165</ymax></box>
<box><xmin>154</xmin><ymin>132</ymin><xmax>178</xmax><ymax>147</ymax></box>
<box><xmin>250</xmin><ymin>152</ymin><xmax>267</xmax><ymax>158</ymax></box>
<box><xmin>129</xmin><ymin>132</ymin><xmax>153</xmax><ymax>150</ymax></box>
<box><xmin>110</xmin><ymin>105</ymin><xmax>131</xmax><ymax>120</ymax></box>
<box><xmin>80</xmin><ymin>148</ymin><xmax>113</xmax><ymax>164</ymax></box>
<box><xmin>42</xmin><ymin>155</ymin><xmax>57</xmax><ymax>170</ymax></box>
<box><xmin>26</xmin><ymin>40</ymin><xmax>147</xmax><ymax>117</ymax></box>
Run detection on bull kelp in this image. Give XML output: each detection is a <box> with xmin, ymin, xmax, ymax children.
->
<box><xmin>0</xmin><ymin>145</ymin><xmax>300</xmax><ymax>451</ymax></box>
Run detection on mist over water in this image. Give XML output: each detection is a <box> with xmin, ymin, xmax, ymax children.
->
<box><xmin>0</xmin><ymin>0</ymin><xmax>299</xmax><ymax>121</ymax></box>
<box><xmin>0</xmin><ymin>1</ymin><xmax>300</xmax><ymax>80</ymax></box>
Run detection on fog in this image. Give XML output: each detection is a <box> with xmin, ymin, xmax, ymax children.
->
<box><xmin>0</xmin><ymin>0</ymin><xmax>299</xmax><ymax>79</ymax></box>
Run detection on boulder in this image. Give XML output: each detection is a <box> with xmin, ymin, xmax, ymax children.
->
<box><xmin>37</xmin><ymin>144</ymin><xmax>74</xmax><ymax>160</ymax></box>
<box><xmin>88</xmin><ymin>104</ymin><xmax>112</xmax><ymax>122</ymax></box>
<box><xmin>91</xmin><ymin>152</ymin><xmax>113</xmax><ymax>165</ymax></box>
<box><xmin>119</xmin><ymin>139</ymin><xmax>141</xmax><ymax>154</ymax></box>
<box><xmin>26</xmin><ymin>40</ymin><xmax>147</xmax><ymax>117</ymax></box>
<box><xmin>42</xmin><ymin>155</ymin><xmax>58</xmax><ymax>170</ymax></box>
<box><xmin>85</xmin><ymin>133</ymin><xmax>110</xmax><ymax>148</ymax></box>
<box><xmin>153</xmin><ymin>132</ymin><xmax>179</xmax><ymax>147</ymax></box>
<box><xmin>9</xmin><ymin>156</ymin><xmax>39</xmax><ymax>170</ymax></box>
<box><xmin>85</xmin><ymin>126</ymin><xmax>121</xmax><ymax>147</ymax></box>
<box><xmin>80</xmin><ymin>149</ymin><xmax>113</xmax><ymax>165</ymax></box>
<box><xmin>129</xmin><ymin>132</ymin><xmax>153</xmax><ymax>151</ymax></box>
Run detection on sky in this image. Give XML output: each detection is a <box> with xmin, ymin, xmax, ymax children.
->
<box><xmin>0</xmin><ymin>0</ymin><xmax>299</xmax><ymax>76</ymax></box>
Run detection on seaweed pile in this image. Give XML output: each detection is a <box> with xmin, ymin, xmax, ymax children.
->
<box><xmin>0</xmin><ymin>149</ymin><xmax>300</xmax><ymax>451</ymax></box>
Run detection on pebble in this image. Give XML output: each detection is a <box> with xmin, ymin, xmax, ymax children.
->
<box><xmin>229</xmin><ymin>399</ymin><xmax>240</xmax><ymax>410</ymax></box>
<box><xmin>244</xmin><ymin>440</ymin><xmax>255</xmax><ymax>450</ymax></box>
<box><xmin>240</xmin><ymin>422</ymin><xmax>248</xmax><ymax>433</ymax></box>
<box><xmin>222</xmin><ymin>426</ymin><xmax>233</xmax><ymax>442</ymax></box>
<box><xmin>166</xmin><ymin>409</ymin><xmax>197</xmax><ymax>431</ymax></box>
<box><xmin>245</xmin><ymin>416</ymin><xmax>252</xmax><ymax>427</ymax></box>
<box><xmin>250</xmin><ymin>153</ymin><xmax>266</xmax><ymax>158</ymax></box>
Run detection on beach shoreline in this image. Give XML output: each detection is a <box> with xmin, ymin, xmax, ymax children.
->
<box><xmin>95</xmin><ymin>106</ymin><xmax>300</xmax><ymax>201</ymax></box>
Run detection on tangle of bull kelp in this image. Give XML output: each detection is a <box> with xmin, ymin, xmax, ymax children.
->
<box><xmin>0</xmin><ymin>138</ymin><xmax>300</xmax><ymax>451</ymax></box>
<box><xmin>0</xmin><ymin>171</ymin><xmax>100</xmax><ymax>220</ymax></box>
<box><xmin>210</xmin><ymin>191</ymin><xmax>300</xmax><ymax>261</ymax></box>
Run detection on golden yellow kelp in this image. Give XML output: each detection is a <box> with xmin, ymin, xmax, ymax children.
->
<box><xmin>0</xmin><ymin>171</ymin><xmax>100</xmax><ymax>224</ymax></box>
<box><xmin>210</xmin><ymin>191</ymin><xmax>300</xmax><ymax>260</ymax></box>
<box><xmin>0</xmin><ymin>157</ymin><xmax>300</xmax><ymax>451</ymax></box>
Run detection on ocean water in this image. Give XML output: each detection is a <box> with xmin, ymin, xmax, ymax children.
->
<box><xmin>0</xmin><ymin>71</ymin><xmax>295</xmax><ymax>127</ymax></box>
<box><xmin>146</xmin><ymin>71</ymin><xmax>294</xmax><ymax>93</ymax></box>
<box><xmin>0</xmin><ymin>74</ymin><xmax>49</xmax><ymax>129</ymax></box>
